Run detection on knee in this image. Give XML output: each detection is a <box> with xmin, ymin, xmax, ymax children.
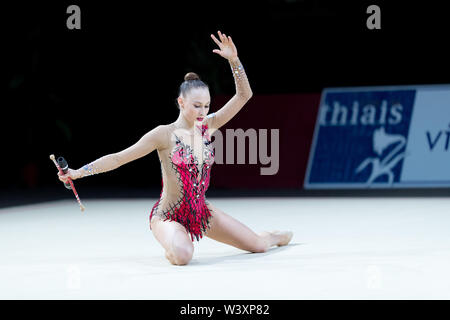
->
<box><xmin>169</xmin><ymin>244</ymin><xmax>193</xmax><ymax>265</ymax></box>
<box><xmin>167</xmin><ymin>234</ymin><xmax>194</xmax><ymax>265</ymax></box>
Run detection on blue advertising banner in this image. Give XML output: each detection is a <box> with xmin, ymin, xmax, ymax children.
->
<box><xmin>304</xmin><ymin>85</ymin><xmax>450</xmax><ymax>188</ymax></box>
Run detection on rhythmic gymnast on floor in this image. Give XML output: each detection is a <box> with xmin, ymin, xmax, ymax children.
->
<box><xmin>57</xmin><ymin>31</ymin><xmax>293</xmax><ymax>265</ymax></box>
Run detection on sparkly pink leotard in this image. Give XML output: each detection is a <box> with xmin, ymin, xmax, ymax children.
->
<box><xmin>149</xmin><ymin>123</ymin><xmax>215</xmax><ymax>241</ymax></box>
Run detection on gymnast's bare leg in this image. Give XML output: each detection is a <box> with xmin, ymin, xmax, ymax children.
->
<box><xmin>150</xmin><ymin>216</ymin><xmax>194</xmax><ymax>265</ymax></box>
<box><xmin>150</xmin><ymin>204</ymin><xmax>293</xmax><ymax>266</ymax></box>
<box><xmin>205</xmin><ymin>202</ymin><xmax>293</xmax><ymax>253</ymax></box>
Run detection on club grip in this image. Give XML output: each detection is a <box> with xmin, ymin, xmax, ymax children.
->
<box><xmin>57</xmin><ymin>157</ymin><xmax>72</xmax><ymax>190</ymax></box>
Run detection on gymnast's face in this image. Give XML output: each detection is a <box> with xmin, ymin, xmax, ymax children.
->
<box><xmin>178</xmin><ymin>88</ymin><xmax>210</xmax><ymax>125</ymax></box>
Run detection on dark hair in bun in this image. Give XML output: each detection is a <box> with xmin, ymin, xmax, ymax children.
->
<box><xmin>176</xmin><ymin>72</ymin><xmax>209</xmax><ymax>109</ymax></box>
<box><xmin>184</xmin><ymin>72</ymin><xmax>200</xmax><ymax>81</ymax></box>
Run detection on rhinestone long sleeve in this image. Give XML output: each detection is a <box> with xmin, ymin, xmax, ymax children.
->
<box><xmin>78</xmin><ymin>154</ymin><xmax>122</xmax><ymax>178</ymax></box>
<box><xmin>76</xmin><ymin>125</ymin><xmax>168</xmax><ymax>179</ymax></box>
<box><xmin>208</xmin><ymin>58</ymin><xmax>253</xmax><ymax>130</ymax></box>
<box><xmin>229</xmin><ymin>58</ymin><xmax>252</xmax><ymax>100</ymax></box>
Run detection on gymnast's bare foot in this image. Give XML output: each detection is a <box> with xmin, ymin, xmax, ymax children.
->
<box><xmin>272</xmin><ymin>230</ymin><xmax>293</xmax><ymax>246</ymax></box>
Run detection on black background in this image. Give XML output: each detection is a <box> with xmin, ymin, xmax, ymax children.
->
<box><xmin>3</xmin><ymin>0</ymin><xmax>450</xmax><ymax>206</ymax></box>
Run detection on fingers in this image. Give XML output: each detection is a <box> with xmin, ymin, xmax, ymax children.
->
<box><xmin>212</xmin><ymin>30</ymin><xmax>231</xmax><ymax>46</ymax></box>
<box><xmin>57</xmin><ymin>171</ymin><xmax>71</xmax><ymax>183</ymax></box>
<box><xmin>219</xmin><ymin>31</ymin><xmax>229</xmax><ymax>44</ymax></box>
<box><xmin>218</xmin><ymin>30</ymin><xmax>224</xmax><ymax>41</ymax></box>
<box><xmin>210</xmin><ymin>33</ymin><xmax>222</xmax><ymax>47</ymax></box>
<box><xmin>211</xmin><ymin>30</ymin><xmax>235</xmax><ymax>58</ymax></box>
<box><xmin>58</xmin><ymin>173</ymin><xmax>66</xmax><ymax>183</ymax></box>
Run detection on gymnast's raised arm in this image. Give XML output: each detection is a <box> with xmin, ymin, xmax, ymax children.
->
<box><xmin>208</xmin><ymin>31</ymin><xmax>253</xmax><ymax>131</ymax></box>
<box><xmin>57</xmin><ymin>125</ymin><xmax>168</xmax><ymax>183</ymax></box>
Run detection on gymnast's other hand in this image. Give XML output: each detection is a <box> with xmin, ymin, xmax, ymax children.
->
<box><xmin>211</xmin><ymin>30</ymin><xmax>238</xmax><ymax>61</ymax></box>
<box><xmin>58</xmin><ymin>168</ymin><xmax>81</xmax><ymax>183</ymax></box>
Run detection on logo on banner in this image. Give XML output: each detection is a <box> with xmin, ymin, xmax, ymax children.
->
<box><xmin>306</xmin><ymin>89</ymin><xmax>416</xmax><ymax>187</ymax></box>
<box><xmin>355</xmin><ymin>127</ymin><xmax>407</xmax><ymax>185</ymax></box>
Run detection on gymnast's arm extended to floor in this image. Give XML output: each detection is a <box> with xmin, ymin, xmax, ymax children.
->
<box><xmin>57</xmin><ymin>125</ymin><xmax>168</xmax><ymax>183</ymax></box>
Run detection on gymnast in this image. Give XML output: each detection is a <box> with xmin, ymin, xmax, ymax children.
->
<box><xmin>57</xmin><ymin>31</ymin><xmax>293</xmax><ymax>265</ymax></box>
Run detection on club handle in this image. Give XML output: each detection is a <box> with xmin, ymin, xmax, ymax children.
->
<box><xmin>57</xmin><ymin>157</ymin><xmax>72</xmax><ymax>190</ymax></box>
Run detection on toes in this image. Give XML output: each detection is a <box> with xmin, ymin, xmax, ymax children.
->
<box><xmin>276</xmin><ymin>231</ymin><xmax>293</xmax><ymax>246</ymax></box>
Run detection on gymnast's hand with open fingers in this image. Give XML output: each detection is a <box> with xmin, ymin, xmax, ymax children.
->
<box><xmin>211</xmin><ymin>30</ymin><xmax>238</xmax><ymax>61</ymax></box>
<box><xmin>57</xmin><ymin>168</ymin><xmax>82</xmax><ymax>183</ymax></box>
